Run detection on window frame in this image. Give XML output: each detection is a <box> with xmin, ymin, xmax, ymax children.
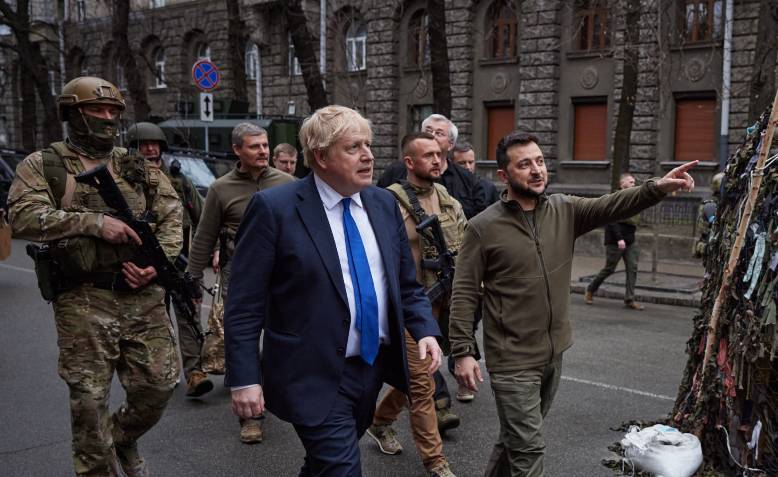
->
<box><xmin>288</xmin><ymin>33</ymin><xmax>302</xmax><ymax>77</ymax></box>
<box><xmin>485</xmin><ymin>1</ymin><xmax>518</xmax><ymax>60</ymax></box>
<box><xmin>573</xmin><ymin>0</ymin><xmax>610</xmax><ymax>51</ymax></box>
<box><xmin>153</xmin><ymin>47</ymin><xmax>166</xmax><ymax>89</ymax></box>
<box><xmin>680</xmin><ymin>0</ymin><xmax>723</xmax><ymax>44</ymax></box>
<box><xmin>408</xmin><ymin>9</ymin><xmax>430</xmax><ymax>67</ymax></box>
<box><xmin>345</xmin><ymin>21</ymin><xmax>367</xmax><ymax>72</ymax></box>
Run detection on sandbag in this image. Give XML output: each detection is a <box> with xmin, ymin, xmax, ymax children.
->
<box><xmin>621</xmin><ymin>424</ymin><xmax>702</xmax><ymax>477</ymax></box>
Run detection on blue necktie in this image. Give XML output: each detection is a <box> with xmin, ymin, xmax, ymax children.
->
<box><xmin>341</xmin><ymin>198</ymin><xmax>379</xmax><ymax>365</ymax></box>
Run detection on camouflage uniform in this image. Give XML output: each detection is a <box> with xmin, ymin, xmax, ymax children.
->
<box><xmin>8</xmin><ymin>144</ymin><xmax>182</xmax><ymax>476</ymax></box>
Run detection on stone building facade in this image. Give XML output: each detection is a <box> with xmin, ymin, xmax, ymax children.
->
<box><xmin>1</xmin><ymin>0</ymin><xmax>774</xmax><ymax>202</ymax></box>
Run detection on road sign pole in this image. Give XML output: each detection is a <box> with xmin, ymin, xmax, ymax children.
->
<box><xmin>204</xmin><ymin>125</ymin><xmax>209</xmax><ymax>152</ymax></box>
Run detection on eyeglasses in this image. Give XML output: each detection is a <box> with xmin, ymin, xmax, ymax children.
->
<box><xmin>425</xmin><ymin>128</ymin><xmax>448</xmax><ymax>139</ymax></box>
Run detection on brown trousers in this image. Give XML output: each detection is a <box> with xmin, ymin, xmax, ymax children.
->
<box><xmin>372</xmin><ymin>330</ymin><xmax>446</xmax><ymax>471</ymax></box>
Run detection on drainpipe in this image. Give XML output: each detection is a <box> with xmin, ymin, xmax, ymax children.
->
<box><xmin>320</xmin><ymin>0</ymin><xmax>326</xmax><ymax>87</ymax></box>
<box><xmin>719</xmin><ymin>0</ymin><xmax>733</xmax><ymax>170</ymax></box>
<box><xmin>58</xmin><ymin>0</ymin><xmax>68</xmax><ymax>136</ymax></box>
<box><xmin>255</xmin><ymin>46</ymin><xmax>263</xmax><ymax>117</ymax></box>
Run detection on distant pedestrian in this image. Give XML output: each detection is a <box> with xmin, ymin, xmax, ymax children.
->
<box><xmin>584</xmin><ymin>173</ymin><xmax>645</xmax><ymax>310</ymax></box>
<box><xmin>272</xmin><ymin>142</ymin><xmax>299</xmax><ymax>176</ymax></box>
<box><xmin>450</xmin><ymin>131</ymin><xmax>697</xmax><ymax>477</ymax></box>
<box><xmin>452</xmin><ymin>141</ymin><xmax>500</xmax><ymax>207</ymax></box>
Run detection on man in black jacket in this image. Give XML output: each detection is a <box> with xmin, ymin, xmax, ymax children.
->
<box><xmin>584</xmin><ymin>173</ymin><xmax>645</xmax><ymax>310</ymax></box>
<box><xmin>377</xmin><ymin>114</ymin><xmax>487</xmax><ymax>219</ymax></box>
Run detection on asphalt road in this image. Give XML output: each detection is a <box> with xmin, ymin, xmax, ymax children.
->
<box><xmin>0</xmin><ymin>238</ymin><xmax>693</xmax><ymax>476</ymax></box>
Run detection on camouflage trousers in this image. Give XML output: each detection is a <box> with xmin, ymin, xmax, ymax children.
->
<box><xmin>53</xmin><ymin>284</ymin><xmax>179</xmax><ymax>477</ymax></box>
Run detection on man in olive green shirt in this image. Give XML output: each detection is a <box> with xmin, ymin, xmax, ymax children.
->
<box><xmin>449</xmin><ymin>132</ymin><xmax>697</xmax><ymax>477</ymax></box>
<box><xmin>186</xmin><ymin>123</ymin><xmax>294</xmax><ymax>444</ymax></box>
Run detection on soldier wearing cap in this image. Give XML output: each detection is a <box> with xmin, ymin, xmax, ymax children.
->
<box><xmin>127</xmin><ymin>122</ymin><xmax>212</xmax><ymax>397</ymax></box>
<box><xmin>7</xmin><ymin>76</ymin><xmax>183</xmax><ymax>477</ymax></box>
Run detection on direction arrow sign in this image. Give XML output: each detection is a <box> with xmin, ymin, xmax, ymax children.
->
<box><xmin>200</xmin><ymin>92</ymin><xmax>214</xmax><ymax>122</ymax></box>
<box><xmin>192</xmin><ymin>59</ymin><xmax>220</xmax><ymax>92</ymax></box>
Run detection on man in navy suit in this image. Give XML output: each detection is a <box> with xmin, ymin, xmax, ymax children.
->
<box><xmin>224</xmin><ymin>105</ymin><xmax>443</xmax><ymax>476</ymax></box>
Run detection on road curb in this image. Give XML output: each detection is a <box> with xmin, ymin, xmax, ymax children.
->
<box><xmin>570</xmin><ymin>282</ymin><xmax>701</xmax><ymax>308</ymax></box>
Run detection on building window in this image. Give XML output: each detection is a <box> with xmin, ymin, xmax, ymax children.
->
<box><xmin>345</xmin><ymin>21</ymin><xmax>367</xmax><ymax>72</ymax></box>
<box><xmin>681</xmin><ymin>0</ymin><xmax>723</xmax><ymax>43</ymax></box>
<box><xmin>574</xmin><ymin>0</ymin><xmax>610</xmax><ymax>50</ymax></box>
<box><xmin>408</xmin><ymin>10</ymin><xmax>430</xmax><ymax>67</ymax></box>
<box><xmin>150</xmin><ymin>0</ymin><xmax>166</xmax><ymax>8</ymax></box>
<box><xmin>152</xmin><ymin>48</ymin><xmax>166</xmax><ymax>88</ymax></box>
<box><xmin>409</xmin><ymin>104</ymin><xmax>433</xmax><ymax>133</ymax></box>
<box><xmin>486</xmin><ymin>105</ymin><xmax>516</xmax><ymax>161</ymax></box>
<box><xmin>573</xmin><ymin>101</ymin><xmax>608</xmax><ymax>160</ymax></box>
<box><xmin>49</xmin><ymin>70</ymin><xmax>58</xmax><ymax>96</ymax></box>
<box><xmin>197</xmin><ymin>43</ymin><xmax>211</xmax><ymax>60</ymax></box>
<box><xmin>115</xmin><ymin>61</ymin><xmax>126</xmax><ymax>90</ymax></box>
<box><xmin>486</xmin><ymin>1</ymin><xmax>518</xmax><ymax>60</ymax></box>
<box><xmin>76</xmin><ymin>0</ymin><xmax>86</xmax><ymax>21</ymax></box>
<box><xmin>288</xmin><ymin>33</ymin><xmax>301</xmax><ymax>76</ymax></box>
<box><xmin>245</xmin><ymin>43</ymin><xmax>259</xmax><ymax>80</ymax></box>
<box><xmin>674</xmin><ymin>96</ymin><xmax>716</xmax><ymax>161</ymax></box>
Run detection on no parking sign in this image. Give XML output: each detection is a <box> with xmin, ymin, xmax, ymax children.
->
<box><xmin>191</xmin><ymin>59</ymin><xmax>220</xmax><ymax>92</ymax></box>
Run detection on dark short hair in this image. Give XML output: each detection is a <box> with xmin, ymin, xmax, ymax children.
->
<box><xmin>401</xmin><ymin>131</ymin><xmax>436</xmax><ymax>156</ymax></box>
<box><xmin>452</xmin><ymin>141</ymin><xmax>474</xmax><ymax>154</ymax></box>
<box><xmin>496</xmin><ymin>132</ymin><xmax>540</xmax><ymax>170</ymax></box>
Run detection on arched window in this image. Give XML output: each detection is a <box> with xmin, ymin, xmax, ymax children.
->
<box><xmin>196</xmin><ymin>43</ymin><xmax>211</xmax><ymax>60</ymax></box>
<box><xmin>574</xmin><ymin>0</ymin><xmax>610</xmax><ymax>50</ymax></box>
<box><xmin>245</xmin><ymin>43</ymin><xmax>259</xmax><ymax>80</ymax></box>
<box><xmin>486</xmin><ymin>1</ymin><xmax>518</xmax><ymax>60</ymax></box>
<box><xmin>153</xmin><ymin>47</ymin><xmax>166</xmax><ymax>88</ymax></box>
<box><xmin>408</xmin><ymin>10</ymin><xmax>430</xmax><ymax>67</ymax></box>
<box><xmin>345</xmin><ymin>21</ymin><xmax>367</xmax><ymax>72</ymax></box>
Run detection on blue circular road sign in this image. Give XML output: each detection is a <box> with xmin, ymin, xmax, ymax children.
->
<box><xmin>192</xmin><ymin>59</ymin><xmax>221</xmax><ymax>92</ymax></box>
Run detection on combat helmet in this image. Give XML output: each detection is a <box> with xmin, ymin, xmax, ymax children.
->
<box><xmin>711</xmin><ymin>172</ymin><xmax>725</xmax><ymax>193</ymax></box>
<box><xmin>57</xmin><ymin>76</ymin><xmax>125</xmax><ymax>121</ymax></box>
<box><xmin>127</xmin><ymin>122</ymin><xmax>168</xmax><ymax>151</ymax></box>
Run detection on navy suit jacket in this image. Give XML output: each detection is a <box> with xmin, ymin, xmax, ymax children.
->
<box><xmin>224</xmin><ymin>174</ymin><xmax>441</xmax><ymax>426</ymax></box>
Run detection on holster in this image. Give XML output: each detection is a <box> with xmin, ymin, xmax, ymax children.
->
<box><xmin>26</xmin><ymin>243</ymin><xmax>61</xmax><ymax>301</ymax></box>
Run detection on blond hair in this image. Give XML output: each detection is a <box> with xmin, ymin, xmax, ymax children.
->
<box><xmin>299</xmin><ymin>105</ymin><xmax>372</xmax><ymax>167</ymax></box>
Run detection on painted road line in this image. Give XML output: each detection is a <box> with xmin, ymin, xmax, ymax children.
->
<box><xmin>0</xmin><ymin>263</ymin><xmax>35</xmax><ymax>274</ymax></box>
<box><xmin>562</xmin><ymin>375</ymin><xmax>674</xmax><ymax>401</ymax></box>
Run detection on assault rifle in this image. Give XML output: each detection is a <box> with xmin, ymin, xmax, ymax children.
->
<box><xmin>75</xmin><ymin>164</ymin><xmax>205</xmax><ymax>346</ymax></box>
<box><xmin>415</xmin><ymin>214</ymin><xmax>456</xmax><ymax>306</ymax></box>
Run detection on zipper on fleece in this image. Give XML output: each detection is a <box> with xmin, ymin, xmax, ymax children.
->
<box><xmin>521</xmin><ymin>208</ymin><xmax>555</xmax><ymax>358</ymax></box>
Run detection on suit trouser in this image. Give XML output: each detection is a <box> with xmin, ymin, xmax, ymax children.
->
<box><xmin>373</xmin><ymin>331</ymin><xmax>446</xmax><ymax>470</ymax></box>
<box><xmin>586</xmin><ymin>243</ymin><xmax>639</xmax><ymax>303</ymax></box>
<box><xmin>53</xmin><ymin>285</ymin><xmax>179</xmax><ymax>476</ymax></box>
<box><xmin>293</xmin><ymin>350</ymin><xmax>386</xmax><ymax>477</ymax></box>
<box><xmin>484</xmin><ymin>355</ymin><xmax>562</xmax><ymax>477</ymax></box>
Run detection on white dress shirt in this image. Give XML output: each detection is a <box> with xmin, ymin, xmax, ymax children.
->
<box><xmin>314</xmin><ymin>174</ymin><xmax>390</xmax><ymax>355</ymax></box>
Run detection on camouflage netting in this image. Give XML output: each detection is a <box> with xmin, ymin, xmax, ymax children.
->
<box><xmin>670</xmin><ymin>103</ymin><xmax>778</xmax><ymax>476</ymax></box>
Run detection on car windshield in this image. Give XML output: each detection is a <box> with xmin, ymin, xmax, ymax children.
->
<box><xmin>162</xmin><ymin>154</ymin><xmax>216</xmax><ymax>189</ymax></box>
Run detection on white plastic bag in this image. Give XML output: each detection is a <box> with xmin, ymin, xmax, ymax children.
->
<box><xmin>621</xmin><ymin>424</ymin><xmax>702</xmax><ymax>477</ymax></box>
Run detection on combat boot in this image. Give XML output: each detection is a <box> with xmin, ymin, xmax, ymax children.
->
<box><xmin>436</xmin><ymin>407</ymin><xmax>460</xmax><ymax>433</ymax></box>
<box><xmin>366</xmin><ymin>424</ymin><xmax>403</xmax><ymax>455</ymax></box>
<box><xmin>429</xmin><ymin>462</ymin><xmax>457</xmax><ymax>477</ymax></box>
<box><xmin>115</xmin><ymin>442</ymin><xmax>149</xmax><ymax>477</ymax></box>
<box><xmin>186</xmin><ymin>369</ymin><xmax>213</xmax><ymax>397</ymax></box>
<box><xmin>240</xmin><ymin>418</ymin><xmax>263</xmax><ymax>444</ymax></box>
<box><xmin>584</xmin><ymin>290</ymin><xmax>594</xmax><ymax>304</ymax></box>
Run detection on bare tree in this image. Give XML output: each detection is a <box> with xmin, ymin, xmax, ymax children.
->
<box><xmin>225</xmin><ymin>0</ymin><xmax>248</xmax><ymax>109</ymax></box>
<box><xmin>426</xmin><ymin>0</ymin><xmax>451</xmax><ymax>118</ymax></box>
<box><xmin>282</xmin><ymin>0</ymin><xmax>328</xmax><ymax>111</ymax></box>
<box><xmin>747</xmin><ymin>0</ymin><xmax>778</xmax><ymax>120</ymax></box>
<box><xmin>112</xmin><ymin>0</ymin><xmax>151</xmax><ymax>121</ymax></box>
<box><xmin>0</xmin><ymin>0</ymin><xmax>60</xmax><ymax>146</ymax></box>
<box><xmin>609</xmin><ymin>0</ymin><xmax>640</xmax><ymax>191</ymax></box>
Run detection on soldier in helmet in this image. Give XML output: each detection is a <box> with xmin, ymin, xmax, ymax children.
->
<box><xmin>694</xmin><ymin>172</ymin><xmax>725</xmax><ymax>258</ymax></box>
<box><xmin>7</xmin><ymin>76</ymin><xmax>183</xmax><ymax>477</ymax></box>
<box><xmin>127</xmin><ymin>122</ymin><xmax>211</xmax><ymax>397</ymax></box>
